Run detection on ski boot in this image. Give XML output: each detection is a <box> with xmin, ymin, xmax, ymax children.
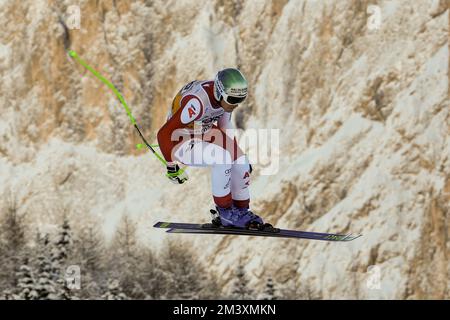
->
<box><xmin>211</xmin><ymin>206</ymin><xmax>265</xmax><ymax>230</ymax></box>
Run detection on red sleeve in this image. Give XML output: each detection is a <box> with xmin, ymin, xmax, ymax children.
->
<box><xmin>157</xmin><ymin>95</ymin><xmax>203</xmax><ymax>162</ymax></box>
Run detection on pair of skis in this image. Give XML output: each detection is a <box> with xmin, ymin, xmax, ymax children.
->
<box><xmin>154</xmin><ymin>219</ymin><xmax>362</xmax><ymax>242</ymax></box>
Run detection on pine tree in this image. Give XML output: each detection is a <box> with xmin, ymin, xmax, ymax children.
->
<box><xmin>279</xmin><ymin>278</ymin><xmax>315</xmax><ymax>300</ymax></box>
<box><xmin>101</xmin><ymin>279</ymin><xmax>129</xmax><ymax>300</ymax></box>
<box><xmin>78</xmin><ymin>225</ymin><xmax>104</xmax><ymax>274</ymax></box>
<box><xmin>0</xmin><ymin>289</ymin><xmax>14</xmax><ymax>300</ymax></box>
<box><xmin>34</xmin><ymin>234</ymin><xmax>58</xmax><ymax>299</ymax></box>
<box><xmin>0</xmin><ymin>199</ymin><xmax>26</xmax><ymax>292</ymax></box>
<box><xmin>72</xmin><ymin>224</ymin><xmax>105</xmax><ymax>299</ymax></box>
<box><xmin>15</xmin><ymin>259</ymin><xmax>39</xmax><ymax>300</ymax></box>
<box><xmin>52</xmin><ymin>218</ymin><xmax>72</xmax><ymax>265</ymax></box>
<box><xmin>159</xmin><ymin>240</ymin><xmax>204</xmax><ymax>299</ymax></box>
<box><xmin>261</xmin><ymin>277</ymin><xmax>277</xmax><ymax>300</ymax></box>
<box><xmin>138</xmin><ymin>249</ymin><xmax>166</xmax><ymax>299</ymax></box>
<box><xmin>108</xmin><ymin>215</ymin><xmax>145</xmax><ymax>298</ymax></box>
<box><xmin>51</xmin><ymin>218</ymin><xmax>75</xmax><ymax>299</ymax></box>
<box><xmin>230</xmin><ymin>261</ymin><xmax>253</xmax><ymax>299</ymax></box>
<box><xmin>198</xmin><ymin>270</ymin><xmax>222</xmax><ymax>299</ymax></box>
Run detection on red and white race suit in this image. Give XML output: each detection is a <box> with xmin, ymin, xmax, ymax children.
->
<box><xmin>157</xmin><ymin>80</ymin><xmax>250</xmax><ymax>208</ymax></box>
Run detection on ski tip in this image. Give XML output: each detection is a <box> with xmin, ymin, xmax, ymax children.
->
<box><xmin>323</xmin><ymin>233</ymin><xmax>362</xmax><ymax>241</ymax></box>
<box><xmin>153</xmin><ymin>222</ymin><xmax>172</xmax><ymax>228</ymax></box>
<box><xmin>342</xmin><ymin>234</ymin><xmax>362</xmax><ymax>241</ymax></box>
<box><xmin>68</xmin><ymin>50</ymin><xmax>77</xmax><ymax>58</ymax></box>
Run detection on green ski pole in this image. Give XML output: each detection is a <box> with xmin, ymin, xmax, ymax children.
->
<box><xmin>68</xmin><ymin>50</ymin><xmax>168</xmax><ymax>166</ymax></box>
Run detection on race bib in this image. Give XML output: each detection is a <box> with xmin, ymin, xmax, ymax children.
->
<box><xmin>181</xmin><ymin>98</ymin><xmax>202</xmax><ymax>124</ymax></box>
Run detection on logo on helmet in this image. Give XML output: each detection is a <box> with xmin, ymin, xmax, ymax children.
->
<box><xmin>229</xmin><ymin>87</ymin><xmax>247</xmax><ymax>96</ymax></box>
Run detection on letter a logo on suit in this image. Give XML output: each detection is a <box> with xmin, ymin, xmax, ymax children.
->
<box><xmin>181</xmin><ymin>98</ymin><xmax>202</xmax><ymax>124</ymax></box>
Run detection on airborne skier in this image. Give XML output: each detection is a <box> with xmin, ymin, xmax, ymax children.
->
<box><xmin>69</xmin><ymin>51</ymin><xmax>361</xmax><ymax>240</ymax></box>
<box><xmin>68</xmin><ymin>51</ymin><xmax>360</xmax><ymax>240</ymax></box>
<box><xmin>157</xmin><ymin>68</ymin><xmax>265</xmax><ymax>229</ymax></box>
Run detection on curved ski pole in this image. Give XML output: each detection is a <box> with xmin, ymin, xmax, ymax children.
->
<box><xmin>68</xmin><ymin>50</ymin><xmax>168</xmax><ymax>167</ymax></box>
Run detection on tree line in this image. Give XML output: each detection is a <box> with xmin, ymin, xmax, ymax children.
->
<box><xmin>0</xmin><ymin>202</ymin><xmax>312</xmax><ymax>300</ymax></box>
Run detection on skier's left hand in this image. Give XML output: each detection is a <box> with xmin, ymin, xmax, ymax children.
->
<box><xmin>166</xmin><ymin>162</ymin><xmax>189</xmax><ymax>184</ymax></box>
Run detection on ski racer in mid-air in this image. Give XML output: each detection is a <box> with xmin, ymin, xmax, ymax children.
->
<box><xmin>157</xmin><ymin>68</ymin><xmax>265</xmax><ymax>229</ymax></box>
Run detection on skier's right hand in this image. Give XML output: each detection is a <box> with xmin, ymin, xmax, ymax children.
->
<box><xmin>166</xmin><ymin>162</ymin><xmax>189</xmax><ymax>184</ymax></box>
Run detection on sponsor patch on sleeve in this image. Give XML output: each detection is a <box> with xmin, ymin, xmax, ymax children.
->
<box><xmin>180</xmin><ymin>97</ymin><xmax>202</xmax><ymax>124</ymax></box>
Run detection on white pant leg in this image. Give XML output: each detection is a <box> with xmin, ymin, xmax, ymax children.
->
<box><xmin>231</xmin><ymin>155</ymin><xmax>251</xmax><ymax>201</ymax></box>
<box><xmin>173</xmin><ymin>139</ymin><xmax>232</xmax><ymax>198</ymax></box>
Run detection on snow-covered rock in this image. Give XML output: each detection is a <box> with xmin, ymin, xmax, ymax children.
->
<box><xmin>0</xmin><ymin>0</ymin><xmax>448</xmax><ymax>299</ymax></box>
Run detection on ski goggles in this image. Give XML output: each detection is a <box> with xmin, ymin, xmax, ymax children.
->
<box><xmin>222</xmin><ymin>92</ymin><xmax>247</xmax><ymax>105</ymax></box>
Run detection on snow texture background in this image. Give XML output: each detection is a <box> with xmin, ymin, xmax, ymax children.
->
<box><xmin>0</xmin><ymin>0</ymin><xmax>448</xmax><ymax>299</ymax></box>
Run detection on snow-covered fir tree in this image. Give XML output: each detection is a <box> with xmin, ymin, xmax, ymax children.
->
<box><xmin>0</xmin><ymin>199</ymin><xmax>26</xmax><ymax>292</ymax></box>
<box><xmin>138</xmin><ymin>249</ymin><xmax>166</xmax><ymax>299</ymax></box>
<box><xmin>229</xmin><ymin>261</ymin><xmax>253</xmax><ymax>299</ymax></box>
<box><xmin>108</xmin><ymin>215</ymin><xmax>146</xmax><ymax>298</ymax></box>
<box><xmin>260</xmin><ymin>277</ymin><xmax>277</xmax><ymax>300</ymax></box>
<box><xmin>101</xmin><ymin>279</ymin><xmax>129</xmax><ymax>300</ymax></box>
<box><xmin>77</xmin><ymin>225</ymin><xmax>104</xmax><ymax>274</ymax></box>
<box><xmin>198</xmin><ymin>269</ymin><xmax>222</xmax><ymax>299</ymax></box>
<box><xmin>34</xmin><ymin>234</ymin><xmax>58</xmax><ymax>299</ymax></box>
<box><xmin>159</xmin><ymin>240</ymin><xmax>205</xmax><ymax>299</ymax></box>
<box><xmin>73</xmin><ymin>224</ymin><xmax>105</xmax><ymax>299</ymax></box>
<box><xmin>15</xmin><ymin>259</ymin><xmax>39</xmax><ymax>300</ymax></box>
<box><xmin>52</xmin><ymin>218</ymin><xmax>71</xmax><ymax>265</ymax></box>
<box><xmin>280</xmin><ymin>278</ymin><xmax>316</xmax><ymax>300</ymax></box>
<box><xmin>0</xmin><ymin>289</ymin><xmax>14</xmax><ymax>300</ymax></box>
<box><xmin>51</xmin><ymin>218</ymin><xmax>75</xmax><ymax>299</ymax></box>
